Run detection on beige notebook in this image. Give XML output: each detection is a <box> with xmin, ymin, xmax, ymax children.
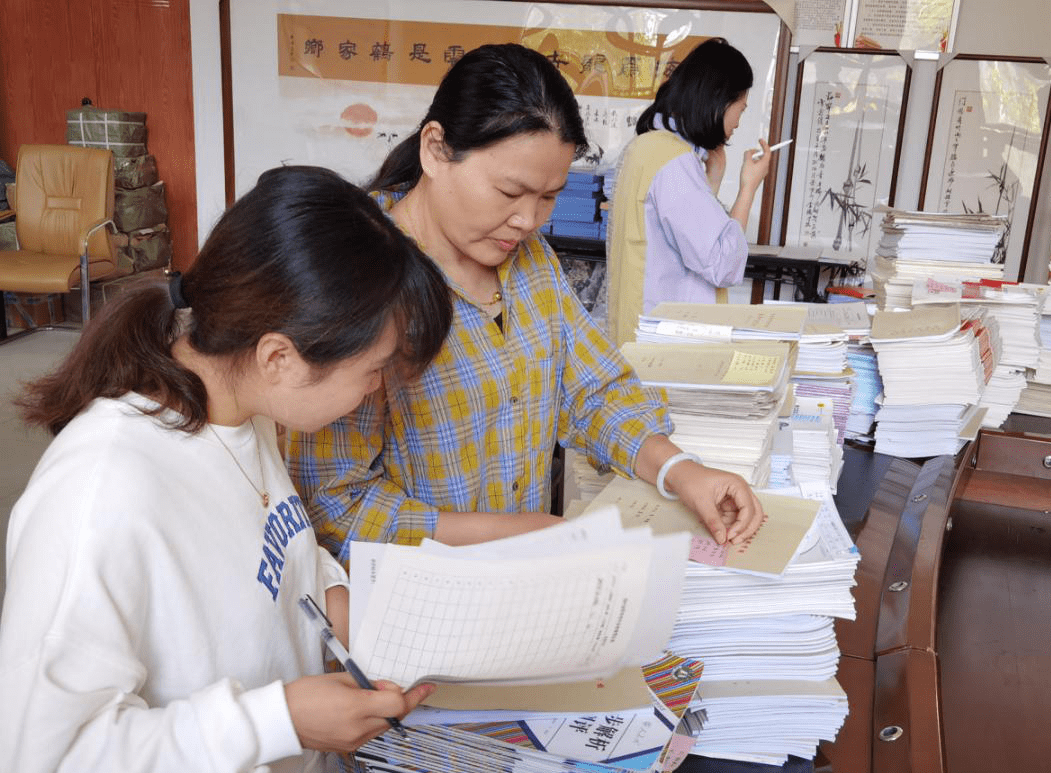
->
<box><xmin>575</xmin><ymin>476</ymin><xmax>818</xmax><ymax>577</ymax></box>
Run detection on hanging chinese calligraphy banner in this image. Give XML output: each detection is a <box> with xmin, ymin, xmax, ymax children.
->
<box><xmin>231</xmin><ymin>1</ymin><xmax>784</xmax><ymax>241</ymax></box>
<box><xmin>781</xmin><ymin>49</ymin><xmax>911</xmax><ymax>267</ymax></box>
<box><xmin>919</xmin><ymin>55</ymin><xmax>1051</xmax><ymax>281</ymax></box>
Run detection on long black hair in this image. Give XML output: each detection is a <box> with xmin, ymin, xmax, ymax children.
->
<box><xmin>636</xmin><ymin>37</ymin><xmax>753</xmax><ymax>150</ymax></box>
<box><xmin>369</xmin><ymin>43</ymin><xmax>589</xmax><ymax>191</ymax></box>
<box><xmin>19</xmin><ymin>165</ymin><xmax>453</xmax><ymax>435</ymax></box>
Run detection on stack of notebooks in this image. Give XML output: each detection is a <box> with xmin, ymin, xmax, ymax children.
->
<box><xmin>869</xmin><ymin>207</ymin><xmax>1007</xmax><ymax>310</ymax></box>
<box><xmin>568</xmin><ymin>476</ymin><xmax>859</xmax><ymax>766</ymax></box>
<box><xmin>1017</xmin><ymin>303</ymin><xmax>1051</xmax><ymax>418</ymax></box>
<box><xmin>350</xmin><ymin>508</ymin><xmax>704</xmax><ymax>773</ymax></box>
<box><xmin>620</xmin><ymin>339</ymin><xmax>794</xmax><ymax>487</ymax></box>
<box><xmin>632</xmin><ymin>302</ymin><xmax>850</xmax><ymax>492</ymax></box>
<box><xmin>869</xmin><ymin>303</ymin><xmax>992</xmax><ymax>457</ymax></box>
<box><xmin>790</xmin><ymin>302</ymin><xmax>872</xmax><ymax>446</ymax></box>
<box><xmin>540</xmin><ymin>170</ymin><xmax>608</xmax><ymax>241</ymax></box>
<box><xmin>844</xmin><ymin>342</ymin><xmax>883</xmax><ymax>443</ymax></box>
<box><xmin>776</xmin><ymin>396</ymin><xmax>845</xmax><ymax>494</ymax></box>
<box><xmin>911</xmin><ymin>278</ymin><xmax>1046</xmax><ymax>427</ymax></box>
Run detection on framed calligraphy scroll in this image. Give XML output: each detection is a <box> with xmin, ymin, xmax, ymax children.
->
<box><xmin>781</xmin><ymin>49</ymin><xmax>910</xmax><ymax>266</ymax></box>
<box><xmin>919</xmin><ymin>55</ymin><xmax>1051</xmax><ymax>281</ymax></box>
<box><xmin>230</xmin><ymin>0</ymin><xmax>785</xmax><ymax>240</ymax></box>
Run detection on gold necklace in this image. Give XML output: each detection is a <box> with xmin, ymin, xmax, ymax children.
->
<box><xmin>399</xmin><ymin>197</ymin><xmax>504</xmax><ymax>311</ymax></box>
<box><xmin>207</xmin><ymin>422</ymin><xmax>270</xmax><ymax>508</ymax></box>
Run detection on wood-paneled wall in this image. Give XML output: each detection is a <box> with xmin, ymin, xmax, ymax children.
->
<box><xmin>0</xmin><ymin>0</ymin><xmax>198</xmax><ymax>270</ymax></box>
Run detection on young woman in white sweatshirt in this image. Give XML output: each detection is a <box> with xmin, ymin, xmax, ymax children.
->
<box><xmin>0</xmin><ymin>165</ymin><xmax>453</xmax><ymax>773</ymax></box>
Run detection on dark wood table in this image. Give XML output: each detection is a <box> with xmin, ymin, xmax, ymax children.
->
<box><xmin>819</xmin><ymin>420</ymin><xmax>1051</xmax><ymax>772</ymax></box>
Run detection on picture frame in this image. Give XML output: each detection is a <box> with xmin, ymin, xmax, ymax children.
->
<box><xmin>919</xmin><ymin>55</ymin><xmax>1051</xmax><ymax>281</ymax></box>
<box><xmin>781</xmin><ymin>48</ymin><xmax>911</xmax><ymax>266</ymax></box>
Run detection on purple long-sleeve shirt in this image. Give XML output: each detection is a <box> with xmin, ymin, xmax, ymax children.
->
<box><xmin>640</xmin><ymin>143</ymin><xmax>749</xmax><ymax>311</ymax></box>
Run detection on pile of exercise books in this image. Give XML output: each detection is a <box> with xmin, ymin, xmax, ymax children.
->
<box><xmin>843</xmin><ymin>342</ymin><xmax>883</xmax><ymax>442</ymax></box>
<box><xmin>540</xmin><ymin>170</ymin><xmax>608</xmax><ymax>241</ymax></box>
<box><xmin>350</xmin><ymin>508</ymin><xmax>703</xmax><ymax>773</ymax></box>
<box><xmin>869</xmin><ymin>207</ymin><xmax>1007</xmax><ymax>310</ymax></box>
<box><xmin>1015</xmin><ymin>302</ymin><xmax>1051</xmax><ymax>418</ymax></box>
<box><xmin>633</xmin><ymin>302</ymin><xmax>852</xmax><ymax>491</ymax></box>
<box><xmin>911</xmin><ymin>278</ymin><xmax>1046</xmax><ymax>426</ymax></box>
<box><xmin>791</xmin><ymin>304</ymin><xmax>860</xmax><ymax>447</ymax></box>
<box><xmin>869</xmin><ymin>303</ymin><xmax>993</xmax><ymax>457</ymax></box>
<box><xmin>620</xmin><ymin>339</ymin><xmax>794</xmax><ymax>487</ymax></box>
<box><xmin>569</xmin><ymin>477</ymin><xmax>858</xmax><ymax>766</ymax></box>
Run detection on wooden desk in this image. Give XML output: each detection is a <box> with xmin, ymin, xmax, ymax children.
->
<box><xmin>544</xmin><ymin>234</ymin><xmax>861</xmax><ymax>305</ymax></box>
<box><xmin>821</xmin><ymin>421</ymin><xmax>1051</xmax><ymax>772</ymax></box>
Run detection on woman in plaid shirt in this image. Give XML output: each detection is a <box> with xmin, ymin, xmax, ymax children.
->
<box><xmin>286</xmin><ymin>43</ymin><xmax>764</xmax><ymax>565</ymax></box>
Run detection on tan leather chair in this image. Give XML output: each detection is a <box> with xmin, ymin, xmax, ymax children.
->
<box><xmin>0</xmin><ymin>144</ymin><xmax>118</xmax><ymax>338</ymax></box>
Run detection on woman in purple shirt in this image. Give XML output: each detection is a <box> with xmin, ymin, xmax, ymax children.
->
<box><xmin>607</xmin><ymin>37</ymin><xmax>773</xmax><ymax>347</ymax></box>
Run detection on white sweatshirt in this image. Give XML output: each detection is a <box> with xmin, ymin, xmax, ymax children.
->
<box><xmin>0</xmin><ymin>394</ymin><xmax>348</xmax><ymax>773</ymax></box>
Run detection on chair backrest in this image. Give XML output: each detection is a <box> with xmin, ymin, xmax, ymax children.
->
<box><xmin>14</xmin><ymin>144</ymin><xmax>115</xmax><ymax>260</ymax></box>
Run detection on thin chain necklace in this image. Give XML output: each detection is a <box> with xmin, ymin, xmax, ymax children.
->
<box><xmin>399</xmin><ymin>195</ymin><xmax>503</xmax><ymax>312</ymax></box>
<box><xmin>207</xmin><ymin>421</ymin><xmax>270</xmax><ymax>509</ymax></box>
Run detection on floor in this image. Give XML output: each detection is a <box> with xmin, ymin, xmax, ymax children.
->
<box><xmin>0</xmin><ymin>327</ymin><xmax>80</xmax><ymax>609</ymax></box>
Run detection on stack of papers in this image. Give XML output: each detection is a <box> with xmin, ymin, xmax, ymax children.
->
<box><xmin>620</xmin><ymin>341</ymin><xmax>793</xmax><ymax>486</ymax></box>
<box><xmin>843</xmin><ymin>343</ymin><xmax>882</xmax><ymax>442</ymax></box>
<box><xmin>781</xmin><ymin>397</ymin><xmax>844</xmax><ymax>493</ymax></box>
<box><xmin>688</xmin><ymin>679</ymin><xmax>849</xmax><ymax>766</ymax></box>
<box><xmin>571</xmin><ymin>477</ymin><xmax>859</xmax><ymax>764</ymax></box>
<box><xmin>350</xmin><ymin>509</ymin><xmax>700</xmax><ymax>773</ymax></box>
<box><xmin>868</xmin><ymin>304</ymin><xmax>994</xmax><ymax>456</ymax></box>
<box><xmin>870</xmin><ymin>207</ymin><xmax>1007</xmax><ymax>310</ymax></box>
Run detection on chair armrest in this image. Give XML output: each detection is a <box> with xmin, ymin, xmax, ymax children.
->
<box><xmin>80</xmin><ymin>217</ymin><xmax>117</xmax><ymax>256</ymax></box>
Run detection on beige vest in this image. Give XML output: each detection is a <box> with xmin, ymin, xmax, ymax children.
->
<box><xmin>607</xmin><ymin>131</ymin><xmax>695</xmax><ymax>348</ymax></box>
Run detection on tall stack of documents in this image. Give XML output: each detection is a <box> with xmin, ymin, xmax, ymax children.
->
<box><xmin>633</xmin><ymin>302</ymin><xmax>848</xmax><ymax>491</ymax></box>
<box><xmin>870</xmin><ymin>207</ymin><xmax>1007</xmax><ymax>310</ymax></box>
<box><xmin>572</xmin><ymin>477</ymin><xmax>859</xmax><ymax>765</ymax></box>
<box><xmin>1016</xmin><ymin>301</ymin><xmax>1051</xmax><ymax>417</ymax></box>
<box><xmin>869</xmin><ymin>303</ymin><xmax>992</xmax><ymax>456</ymax></box>
<box><xmin>789</xmin><ymin>302</ymin><xmax>870</xmax><ymax>447</ymax></box>
<box><xmin>351</xmin><ymin>509</ymin><xmax>703</xmax><ymax>773</ymax></box>
<box><xmin>620</xmin><ymin>340</ymin><xmax>793</xmax><ymax>487</ymax></box>
<box><xmin>912</xmin><ymin>278</ymin><xmax>1045</xmax><ymax>426</ymax></box>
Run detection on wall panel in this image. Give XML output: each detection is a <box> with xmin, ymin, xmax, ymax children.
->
<box><xmin>0</xmin><ymin>0</ymin><xmax>198</xmax><ymax>270</ymax></box>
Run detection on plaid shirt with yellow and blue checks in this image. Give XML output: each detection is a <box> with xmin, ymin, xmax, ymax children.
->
<box><xmin>286</xmin><ymin>195</ymin><xmax>672</xmax><ymax>563</ymax></box>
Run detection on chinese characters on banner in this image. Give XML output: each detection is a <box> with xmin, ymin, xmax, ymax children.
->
<box><xmin>278</xmin><ymin>15</ymin><xmax>699</xmax><ymax>98</ymax></box>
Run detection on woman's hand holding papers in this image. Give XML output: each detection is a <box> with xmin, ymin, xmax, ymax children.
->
<box><xmin>638</xmin><ymin>436</ymin><xmax>765</xmax><ymax>545</ymax></box>
<box><xmin>284</xmin><ymin>583</ymin><xmax>434</xmax><ymax>754</ymax></box>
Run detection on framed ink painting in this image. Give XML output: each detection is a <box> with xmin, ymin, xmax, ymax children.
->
<box><xmin>781</xmin><ymin>49</ymin><xmax>910</xmax><ymax>266</ymax></box>
<box><xmin>919</xmin><ymin>55</ymin><xmax>1051</xmax><ymax>280</ymax></box>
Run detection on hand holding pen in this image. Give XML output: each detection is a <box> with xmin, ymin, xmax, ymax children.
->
<box><xmin>298</xmin><ymin>593</ymin><xmax>411</xmax><ymax>738</ymax></box>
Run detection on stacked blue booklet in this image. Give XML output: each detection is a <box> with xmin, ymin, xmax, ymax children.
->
<box><xmin>541</xmin><ymin>170</ymin><xmax>608</xmax><ymax>240</ymax></box>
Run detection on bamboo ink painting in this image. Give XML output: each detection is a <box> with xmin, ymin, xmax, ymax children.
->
<box><xmin>921</xmin><ymin>57</ymin><xmax>1051</xmax><ymax>279</ymax></box>
<box><xmin>783</xmin><ymin>51</ymin><xmax>909</xmax><ymax>265</ymax></box>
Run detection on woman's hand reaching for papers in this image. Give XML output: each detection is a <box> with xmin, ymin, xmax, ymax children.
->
<box><xmin>637</xmin><ymin>435</ymin><xmax>765</xmax><ymax>546</ymax></box>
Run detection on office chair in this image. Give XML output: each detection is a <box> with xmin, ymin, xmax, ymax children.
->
<box><xmin>0</xmin><ymin>144</ymin><xmax>119</xmax><ymax>340</ymax></box>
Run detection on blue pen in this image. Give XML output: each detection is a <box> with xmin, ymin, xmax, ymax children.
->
<box><xmin>298</xmin><ymin>594</ymin><xmax>409</xmax><ymax>738</ymax></box>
